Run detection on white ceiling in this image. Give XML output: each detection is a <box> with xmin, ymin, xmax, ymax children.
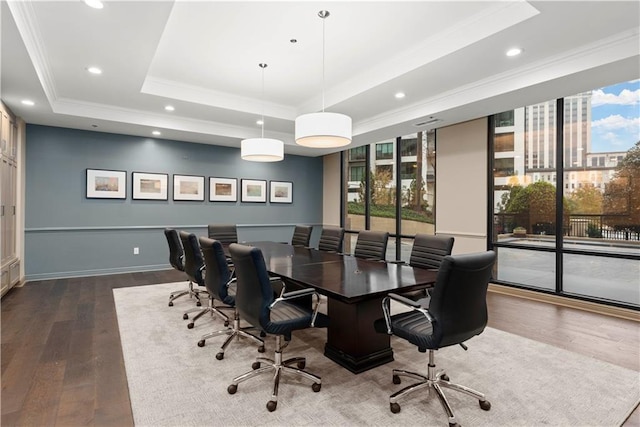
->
<box><xmin>1</xmin><ymin>1</ymin><xmax>639</xmax><ymax>157</ymax></box>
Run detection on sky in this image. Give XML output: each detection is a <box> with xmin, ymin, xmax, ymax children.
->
<box><xmin>590</xmin><ymin>79</ymin><xmax>640</xmax><ymax>153</ymax></box>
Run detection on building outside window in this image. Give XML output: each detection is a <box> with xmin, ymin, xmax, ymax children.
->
<box><xmin>491</xmin><ymin>78</ymin><xmax>639</xmax><ymax>309</ymax></box>
<box><xmin>344</xmin><ymin>131</ymin><xmax>435</xmax><ymax>261</ymax></box>
<box><xmin>349</xmin><ymin>145</ymin><xmax>366</xmax><ymax>161</ymax></box>
<box><xmin>375</xmin><ymin>142</ymin><xmax>393</xmax><ymax>160</ymax></box>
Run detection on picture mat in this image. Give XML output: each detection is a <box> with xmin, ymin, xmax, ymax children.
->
<box><xmin>270</xmin><ymin>181</ymin><xmax>292</xmax><ymax>203</ymax></box>
<box><xmin>86</xmin><ymin>169</ymin><xmax>126</xmax><ymax>199</ymax></box>
<box><xmin>133</xmin><ymin>172</ymin><xmax>168</xmax><ymax>200</ymax></box>
<box><xmin>173</xmin><ymin>175</ymin><xmax>205</xmax><ymax>201</ymax></box>
<box><xmin>210</xmin><ymin>177</ymin><xmax>237</xmax><ymax>202</ymax></box>
<box><xmin>241</xmin><ymin>179</ymin><xmax>266</xmax><ymax>202</ymax></box>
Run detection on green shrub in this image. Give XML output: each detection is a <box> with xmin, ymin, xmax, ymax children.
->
<box><xmin>347</xmin><ymin>202</ymin><xmax>433</xmax><ymax>223</ymax></box>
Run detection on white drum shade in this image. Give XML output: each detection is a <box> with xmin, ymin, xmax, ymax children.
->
<box><xmin>240</xmin><ymin>138</ymin><xmax>284</xmax><ymax>162</ymax></box>
<box><xmin>295</xmin><ymin>112</ymin><xmax>352</xmax><ymax>148</ymax></box>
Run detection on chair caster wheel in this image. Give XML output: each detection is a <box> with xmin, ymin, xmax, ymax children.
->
<box><xmin>258</xmin><ymin>346</ymin><xmax>265</xmax><ymax>353</ymax></box>
<box><xmin>260</xmin><ymin>331</ymin><xmax>267</xmax><ymax>338</ymax></box>
<box><xmin>390</xmin><ymin>402</ymin><xmax>401</xmax><ymax>414</ymax></box>
<box><xmin>441</xmin><ymin>374</ymin><xmax>450</xmax><ymax>381</ymax></box>
<box><xmin>479</xmin><ymin>400</ymin><xmax>491</xmax><ymax>411</ymax></box>
<box><xmin>224</xmin><ymin>320</ymin><xmax>229</xmax><ymax>327</ymax></box>
<box><xmin>187</xmin><ymin>322</ymin><xmax>194</xmax><ymax>329</ymax></box>
<box><xmin>297</xmin><ymin>361</ymin><xmax>306</xmax><ymax>369</ymax></box>
<box><xmin>227</xmin><ymin>384</ymin><xmax>237</xmax><ymax>394</ymax></box>
<box><xmin>266</xmin><ymin>400</ymin><xmax>277</xmax><ymax>412</ymax></box>
<box><xmin>311</xmin><ymin>383</ymin><xmax>321</xmax><ymax>392</ymax></box>
<box><xmin>216</xmin><ymin>352</ymin><xmax>224</xmax><ymax>360</ymax></box>
<box><xmin>392</xmin><ymin>375</ymin><xmax>401</xmax><ymax>385</ymax></box>
<box><xmin>196</xmin><ymin>301</ymin><xmax>202</xmax><ymax>307</ymax></box>
<box><xmin>449</xmin><ymin>423</ymin><xmax>460</xmax><ymax>427</ymax></box>
<box><xmin>183</xmin><ymin>314</ymin><xmax>188</xmax><ymax>320</ymax></box>
<box><xmin>197</xmin><ymin>340</ymin><xmax>205</xmax><ymax>347</ymax></box>
<box><xmin>252</xmin><ymin>362</ymin><xmax>261</xmax><ymax>370</ymax></box>
<box><xmin>168</xmin><ymin>302</ymin><xmax>174</xmax><ymax>307</ymax></box>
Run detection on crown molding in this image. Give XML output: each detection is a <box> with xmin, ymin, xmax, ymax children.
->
<box><xmin>7</xmin><ymin>0</ymin><xmax>58</xmax><ymax>103</ymax></box>
<box><xmin>298</xmin><ymin>1</ymin><xmax>539</xmax><ymax>114</ymax></box>
<box><xmin>141</xmin><ymin>76</ymin><xmax>297</xmax><ymax>121</ymax></box>
<box><xmin>353</xmin><ymin>27</ymin><xmax>640</xmax><ymax>138</ymax></box>
<box><xmin>52</xmin><ymin>98</ymin><xmax>294</xmax><ymax>144</ymax></box>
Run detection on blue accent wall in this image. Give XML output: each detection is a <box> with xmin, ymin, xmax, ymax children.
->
<box><xmin>25</xmin><ymin>125</ymin><xmax>323</xmax><ymax>280</ymax></box>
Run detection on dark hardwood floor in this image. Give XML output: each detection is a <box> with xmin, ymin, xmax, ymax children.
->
<box><xmin>2</xmin><ymin>270</ymin><xmax>638</xmax><ymax>426</ymax></box>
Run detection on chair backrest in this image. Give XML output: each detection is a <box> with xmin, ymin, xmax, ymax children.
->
<box><xmin>428</xmin><ymin>251</ymin><xmax>496</xmax><ymax>348</ymax></box>
<box><xmin>207</xmin><ymin>224</ymin><xmax>238</xmax><ymax>245</ymax></box>
<box><xmin>199</xmin><ymin>236</ymin><xmax>234</xmax><ymax>305</ymax></box>
<box><xmin>318</xmin><ymin>226</ymin><xmax>345</xmax><ymax>253</ymax></box>
<box><xmin>164</xmin><ymin>228</ymin><xmax>184</xmax><ymax>272</ymax></box>
<box><xmin>354</xmin><ymin>230</ymin><xmax>389</xmax><ymax>261</ymax></box>
<box><xmin>179</xmin><ymin>231</ymin><xmax>205</xmax><ymax>286</ymax></box>
<box><xmin>228</xmin><ymin>243</ymin><xmax>274</xmax><ymax>329</ymax></box>
<box><xmin>409</xmin><ymin>234</ymin><xmax>455</xmax><ymax>270</ymax></box>
<box><xmin>291</xmin><ymin>225</ymin><xmax>313</xmax><ymax>247</ymax></box>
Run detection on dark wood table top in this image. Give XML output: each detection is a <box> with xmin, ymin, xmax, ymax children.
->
<box><xmin>240</xmin><ymin>241</ymin><xmax>437</xmax><ymax>302</ymax></box>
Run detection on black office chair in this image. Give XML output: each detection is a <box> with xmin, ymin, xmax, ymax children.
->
<box><xmin>396</xmin><ymin>234</ymin><xmax>455</xmax><ymax>301</ymax></box>
<box><xmin>291</xmin><ymin>225</ymin><xmax>313</xmax><ymax>247</ymax></box>
<box><xmin>227</xmin><ymin>243</ymin><xmax>328</xmax><ymax>412</ymax></box>
<box><xmin>207</xmin><ymin>224</ymin><xmax>238</xmax><ymax>244</ymax></box>
<box><xmin>318</xmin><ymin>226</ymin><xmax>344</xmax><ymax>253</ymax></box>
<box><xmin>196</xmin><ymin>237</ymin><xmax>264</xmax><ymax>358</ymax></box>
<box><xmin>165</xmin><ymin>228</ymin><xmax>201</xmax><ymax>307</ymax></box>
<box><xmin>375</xmin><ymin>251</ymin><xmax>496</xmax><ymax>426</ymax></box>
<box><xmin>179</xmin><ymin>231</ymin><xmax>209</xmax><ymax>326</ymax></box>
<box><xmin>353</xmin><ymin>230</ymin><xmax>389</xmax><ymax>261</ymax></box>
<box><xmin>208</xmin><ymin>223</ymin><xmax>238</xmax><ymax>269</ymax></box>
<box><xmin>182</xmin><ymin>236</ymin><xmax>232</xmax><ymax>329</ymax></box>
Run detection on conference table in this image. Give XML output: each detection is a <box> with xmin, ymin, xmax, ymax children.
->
<box><xmin>239</xmin><ymin>241</ymin><xmax>438</xmax><ymax>374</ymax></box>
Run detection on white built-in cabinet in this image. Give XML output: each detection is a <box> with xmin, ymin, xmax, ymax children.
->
<box><xmin>1</xmin><ymin>102</ymin><xmax>20</xmax><ymax>296</ymax></box>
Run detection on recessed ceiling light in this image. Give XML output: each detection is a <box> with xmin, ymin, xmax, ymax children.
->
<box><xmin>84</xmin><ymin>0</ymin><xmax>104</xmax><ymax>9</ymax></box>
<box><xmin>164</xmin><ymin>105</ymin><xmax>175</xmax><ymax>112</ymax></box>
<box><xmin>256</xmin><ymin>120</ymin><xmax>264</xmax><ymax>126</ymax></box>
<box><xmin>152</xmin><ymin>130</ymin><xmax>161</xmax><ymax>136</ymax></box>
<box><xmin>395</xmin><ymin>92</ymin><xmax>406</xmax><ymax>99</ymax></box>
<box><xmin>87</xmin><ymin>66</ymin><xmax>102</xmax><ymax>75</ymax></box>
<box><xmin>506</xmin><ymin>47</ymin><xmax>523</xmax><ymax>57</ymax></box>
<box><xmin>21</xmin><ymin>99</ymin><xmax>35</xmax><ymax>106</ymax></box>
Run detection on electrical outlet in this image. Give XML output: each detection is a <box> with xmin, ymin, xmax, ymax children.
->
<box><xmin>133</xmin><ymin>247</ymin><xmax>139</xmax><ymax>255</ymax></box>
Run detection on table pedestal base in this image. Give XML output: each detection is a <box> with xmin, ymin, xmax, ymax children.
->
<box><xmin>323</xmin><ymin>296</ymin><xmax>394</xmax><ymax>374</ymax></box>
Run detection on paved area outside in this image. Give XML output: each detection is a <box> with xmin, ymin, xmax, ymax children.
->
<box><xmin>344</xmin><ymin>234</ymin><xmax>640</xmax><ymax>307</ymax></box>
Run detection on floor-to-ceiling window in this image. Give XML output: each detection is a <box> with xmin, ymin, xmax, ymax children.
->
<box><xmin>490</xmin><ymin>78</ymin><xmax>639</xmax><ymax>308</ymax></box>
<box><xmin>343</xmin><ymin>130</ymin><xmax>436</xmax><ymax>260</ymax></box>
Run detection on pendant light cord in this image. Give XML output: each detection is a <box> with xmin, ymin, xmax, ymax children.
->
<box><xmin>321</xmin><ymin>14</ymin><xmax>325</xmax><ymax>113</ymax></box>
<box><xmin>259</xmin><ymin>63</ymin><xmax>266</xmax><ymax>138</ymax></box>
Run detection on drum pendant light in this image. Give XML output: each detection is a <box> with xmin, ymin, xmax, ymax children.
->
<box><xmin>241</xmin><ymin>63</ymin><xmax>284</xmax><ymax>162</ymax></box>
<box><xmin>295</xmin><ymin>10</ymin><xmax>352</xmax><ymax>148</ymax></box>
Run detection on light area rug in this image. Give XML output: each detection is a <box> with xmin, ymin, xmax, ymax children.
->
<box><xmin>114</xmin><ymin>282</ymin><xmax>640</xmax><ymax>427</ymax></box>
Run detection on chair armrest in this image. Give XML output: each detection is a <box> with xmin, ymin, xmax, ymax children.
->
<box><xmin>381</xmin><ymin>293</ymin><xmax>434</xmax><ymax>334</ymax></box>
<box><xmin>270</xmin><ymin>288</ymin><xmax>321</xmax><ymax>327</ymax></box>
<box><xmin>388</xmin><ymin>292</ymin><xmax>421</xmax><ymax>308</ymax></box>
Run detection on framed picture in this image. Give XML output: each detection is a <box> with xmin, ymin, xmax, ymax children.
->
<box><xmin>173</xmin><ymin>174</ymin><xmax>205</xmax><ymax>201</ymax></box>
<box><xmin>241</xmin><ymin>179</ymin><xmax>267</xmax><ymax>203</ymax></box>
<box><xmin>270</xmin><ymin>181</ymin><xmax>293</xmax><ymax>203</ymax></box>
<box><xmin>209</xmin><ymin>177</ymin><xmax>237</xmax><ymax>202</ymax></box>
<box><xmin>86</xmin><ymin>168</ymin><xmax>126</xmax><ymax>199</ymax></box>
<box><xmin>132</xmin><ymin>172</ymin><xmax>168</xmax><ymax>200</ymax></box>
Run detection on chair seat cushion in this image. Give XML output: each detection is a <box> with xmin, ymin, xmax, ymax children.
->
<box><xmin>374</xmin><ymin>311</ymin><xmax>438</xmax><ymax>351</ymax></box>
<box><xmin>265</xmin><ymin>301</ymin><xmax>315</xmax><ymax>336</ymax></box>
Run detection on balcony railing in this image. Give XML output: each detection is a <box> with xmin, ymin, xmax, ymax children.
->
<box><xmin>493</xmin><ymin>213</ymin><xmax>640</xmax><ymax>241</ymax></box>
